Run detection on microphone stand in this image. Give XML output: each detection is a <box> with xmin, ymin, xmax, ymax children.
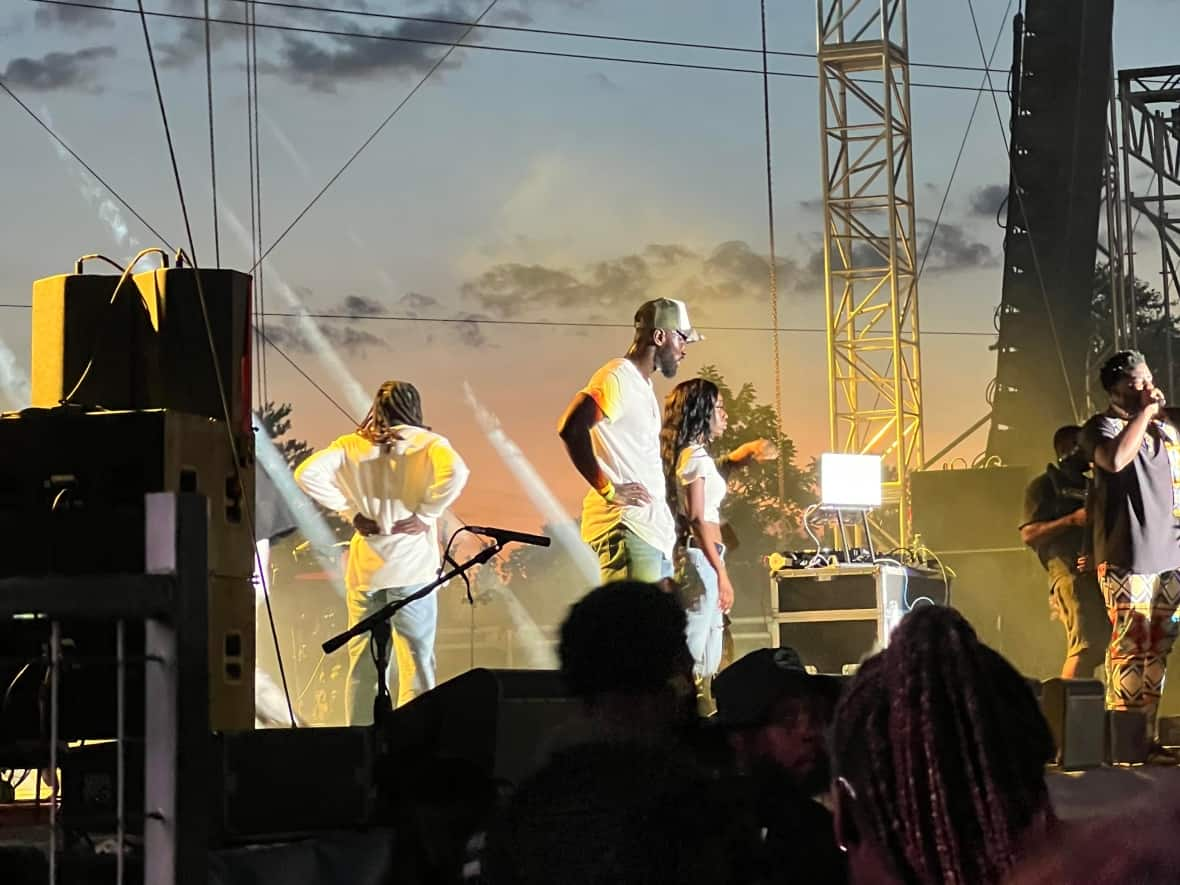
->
<box><xmin>321</xmin><ymin>540</ymin><xmax>505</xmax><ymax>730</ymax></box>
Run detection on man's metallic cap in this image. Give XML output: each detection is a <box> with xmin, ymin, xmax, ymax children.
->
<box><xmin>634</xmin><ymin>298</ymin><xmax>703</xmax><ymax>342</ymax></box>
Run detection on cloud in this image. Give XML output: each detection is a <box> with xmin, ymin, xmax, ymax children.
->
<box><xmin>917</xmin><ymin>220</ymin><xmax>995</xmax><ymax>271</ymax></box>
<box><xmin>462</xmin><ymin>239</ymin><xmax>820</xmax><ymax>318</ymax></box>
<box><xmin>34</xmin><ymin>0</ymin><xmax>114</xmax><ymax>29</ymax></box>
<box><xmin>703</xmin><ymin>240</ymin><xmax>800</xmax><ymax>293</ymax></box>
<box><xmin>266</xmin><ymin>321</ymin><xmax>386</xmax><ymax>354</ymax></box>
<box><xmin>968</xmin><ymin>184</ymin><xmax>1007</xmax><ymax>218</ymax></box>
<box><xmin>156</xmin><ymin>0</ymin><xmax>245</xmax><ymax>69</ymax></box>
<box><xmin>1</xmin><ymin>46</ymin><xmax>116</xmax><ymax>92</ymax></box>
<box><xmin>340</xmin><ymin>294</ymin><xmax>384</xmax><ymax>315</ymax></box>
<box><xmin>265</xmin><ymin>291</ymin><xmax>387</xmax><ymax>353</ymax></box>
<box><xmin>397</xmin><ymin>292</ymin><xmax>441</xmax><ymax>316</ymax></box>
<box><xmin>266</xmin><ymin>0</ymin><xmax>495</xmax><ymax>93</ymax></box>
<box><xmin>587</xmin><ymin>71</ymin><xmax>620</xmax><ymax>91</ymax></box>
<box><xmin>644</xmin><ymin>244</ymin><xmax>694</xmax><ymax>264</ymax></box>
<box><xmin>452</xmin><ymin>312</ymin><xmax>490</xmax><ymax>349</ymax></box>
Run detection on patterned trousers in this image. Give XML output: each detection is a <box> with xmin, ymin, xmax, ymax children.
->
<box><xmin>1097</xmin><ymin>566</ymin><xmax>1180</xmax><ymax>714</ymax></box>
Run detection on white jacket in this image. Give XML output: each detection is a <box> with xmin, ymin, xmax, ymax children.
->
<box><xmin>295</xmin><ymin>425</ymin><xmax>470</xmax><ymax>589</ymax></box>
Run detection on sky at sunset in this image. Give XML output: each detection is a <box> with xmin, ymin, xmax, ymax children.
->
<box><xmin>2</xmin><ymin>0</ymin><xmax>1177</xmax><ymax>537</ymax></box>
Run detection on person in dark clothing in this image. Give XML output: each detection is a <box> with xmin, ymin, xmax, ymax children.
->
<box><xmin>830</xmin><ymin>607</ymin><xmax>1057</xmax><ymax>885</ymax></box>
<box><xmin>1080</xmin><ymin>350</ymin><xmax>1180</xmax><ymax>753</ymax></box>
<box><xmin>1019</xmin><ymin>425</ymin><xmax>1108</xmax><ymax>679</ymax></box>
<box><xmin>712</xmin><ymin>648</ymin><xmax>848</xmax><ymax>885</ymax></box>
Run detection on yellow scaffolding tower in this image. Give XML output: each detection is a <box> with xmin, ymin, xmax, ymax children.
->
<box><xmin>817</xmin><ymin>0</ymin><xmax>924</xmax><ymax>546</ymax></box>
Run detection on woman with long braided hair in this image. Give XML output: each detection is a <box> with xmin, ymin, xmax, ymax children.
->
<box><xmin>660</xmin><ymin>378</ymin><xmax>776</xmax><ymax>685</ymax></box>
<box><xmin>296</xmin><ymin>380</ymin><xmax>469</xmax><ymax>723</ymax></box>
<box><xmin>830</xmin><ymin>605</ymin><xmax>1056</xmax><ymax>884</ymax></box>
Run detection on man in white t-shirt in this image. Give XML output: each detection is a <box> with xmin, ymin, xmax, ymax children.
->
<box><xmin>558</xmin><ymin>298</ymin><xmax>703</xmax><ymax>583</ymax></box>
<box><xmin>295</xmin><ymin>380</ymin><xmax>469</xmax><ymax>724</ymax></box>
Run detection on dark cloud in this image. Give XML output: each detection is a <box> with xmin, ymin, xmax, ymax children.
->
<box><xmin>266</xmin><ymin>322</ymin><xmax>386</xmax><ymax>354</ymax></box>
<box><xmin>340</xmin><ymin>294</ymin><xmax>384</xmax><ymax>315</ymax></box>
<box><xmin>968</xmin><ymin>184</ymin><xmax>1008</xmax><ymax>218</ymax></box>
<box><xmin>587</xmin><ymin>71</ymin><xmax>620</xmax><ymax>91</ymax></box>
<box><xmin>704</xmin><ymin>240</ymin><xmax>800</xmax><ymax>293</ymax></box>
<box><xmin>1</xmin><ymin>46</ymin><xmax>116</xmax><ymax>92</ymax></box>
<box><xmin>463</xmin><ymin>240</ymin><xmax>815</xmax><ymax>318</ymax></box>
<box><xmin>917</xmin><ymin>220</ymin><xmax>995</xmax><ymax>271</ymax></box>
<box><xmin>644</xmin><ymin>244</ymin><xmax>695</xmax><ymax>264</ymax></box>
<box><xmin>154</xmin><ymin>0</ymin><xmax>244</xmax><ymax>69</ymax></box>
<box><xmin>452</xmin><ymin>312</ymin><xmax>490</xmax><ymax>349</ymax></box>
<box><xmin>34</xmin><ymin>0</ymin><xmax>114</xmax><ymax>29</ymax></box>
<box><xmin>461</xmin><ymin>255</ymin><xmax>652</xmax><ymax>316</ymax></box>
<box><xmin>397</xmin><ymin>292</ymin><xmax>440</xmax><ymax>316</ymax></box>
<box><xmin>798</xmin><ymin>197</ymin><xmax>825</xmax><ymax>213</ymax></box>
<box><xmin>267</xmin><ymin>1</ymin><xmax>495</xmax><ymax>93</ymax></box>
<box><xmin>793</xmin><ymin>219</ymin><xmax>995</xmax><ymax>289</ymax></box>
<box><xmin>795</xmin><ymin>241</ymin><xmax>908</xmax><ymax>295</ymax></box>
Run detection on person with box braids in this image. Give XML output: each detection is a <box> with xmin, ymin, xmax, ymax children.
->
<box><xmin>296</xmin><ymin>380</ymin><xmax>469</xmax><ymax>723</ymax></box>
<box><xmin>660</xmin><ymin>378</ymin><xmax>776</xmax><ymax>690</ymax></box>
<box><xmin>829</xmin><ymin>605</ymin><xmax>1056</xmax><ymax>885</ymax></box>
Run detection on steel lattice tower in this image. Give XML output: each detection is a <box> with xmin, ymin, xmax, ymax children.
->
<box><xmin>817</xmin><ymin>0</ymin><xmax>924</xmax><ymax>546</ymax></box>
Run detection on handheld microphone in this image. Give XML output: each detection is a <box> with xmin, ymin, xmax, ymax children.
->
<box><xmin>465</xmin><ymin>525</ymin><xmax>552</xmax><ymax>548</ymax></box>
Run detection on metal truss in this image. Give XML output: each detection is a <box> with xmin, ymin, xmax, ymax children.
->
<box><xmin>1090</xmin><ymin>78</ymin><xmax>1131</xmax><ymax>412</ymax></box>
<box><xmin>1120</xmin><ymin>65</ymin><xmax>1180</xmax><ymax>393</ymax></box>
<box><xmin>817</xmin><ymin>0</ymin><xmax>924</xmax><ymax>546</ymax></box>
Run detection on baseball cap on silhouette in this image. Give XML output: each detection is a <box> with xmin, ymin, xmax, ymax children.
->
<box><xmin>712</xmin><ymin>647</ymin><xmax>843</xmax><ymax>728</ymax></box>
<box><xmin>634</xmin><ymin>298</ymin><xmax>704</xmax><ymax>342</ymax></box>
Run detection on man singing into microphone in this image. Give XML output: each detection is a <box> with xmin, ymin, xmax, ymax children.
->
<box><xmin>1081</xmin><ymin>351</ymin><xmax>1180</xmax><ymax>758</ymax></box>
<box><xmin>295</xmin><ymin>381</ymin><xmax>469</xmax><ymax>724</ymax></box>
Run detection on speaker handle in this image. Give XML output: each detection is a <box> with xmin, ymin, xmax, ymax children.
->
<box><xmin>74</xmin><ymin>250</ymin><xmax>169</xmax><ymax>275</ymax></box>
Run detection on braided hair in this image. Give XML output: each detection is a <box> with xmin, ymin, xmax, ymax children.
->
<box><xmin>831</xmin><ymin>606</ymin><xmax>1055</xmax><ymax>885</ymax></box>
<box><xmin>660</xmin><ymin>379</ymin><xmax>719</xmax><ymax>539</ymax></box>
<box><xmin>357</xmin><ymin>380</ymin><xmax>427</xmax><ymax>450</ymax></box>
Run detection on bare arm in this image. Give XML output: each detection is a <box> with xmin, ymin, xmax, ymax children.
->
<box><xmin>1020</xmin><ymin>507</ymin><xmax>1086</xmax><ymax>548</ymax></box>
<box><xmin>558</xmin><ymin>393</ymin><xmax>609</xmax><ymax>493</ymax></box>
<box><xmin>1093</xmin><ymin>402</ymin><xmax>1160</xmax><ymax>473</ymax></box>
<box><xmin>717</xmin><ymin>439</ymin><xmax>779</xmax><ymax>480</ymax></box>
<box><xmin>557</xmin><ymin>392</ymin><xmax>652</xmax><ymax>506</ymax></box>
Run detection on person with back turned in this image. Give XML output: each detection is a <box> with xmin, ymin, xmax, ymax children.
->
<box><xmin>1018</xmin><ymin>425</ymin><xmax>1107</xmax><ymax>680</ymax></box>
<box><xmin>1080</xmin><ymin>350</ymin><xmax>1180</xmax><ymax>761</ymax></box>
<box><xmin>295</xmin><ymin>380</ymin><xmax>469</xmax><ymax>724</ymax></box>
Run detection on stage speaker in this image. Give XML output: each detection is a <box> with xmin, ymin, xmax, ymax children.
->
<box><xmin>0</xmin><ymin>408</ymin><xmax>255</xmax><ymax>733</ymax></box>
<box><xmin>1158</xmin><ymin>716</ymin><xmax>1180</xmax><ymax>748</ymax></box>
<box><xmin>986</xmin><ymin>0</ymin><xmax>1115</xmax><ymax>466</ymax></box>
<box><xmin>31</xmin><ymin>273</ymin><xmax>155</xmax><ymax>412</ymax></box>
<box><xmin>1107</xmin><ymin>709</ymin><xmax>1149</xmax><ymax>764</ymax></box>
<box><xmin>211</xmin><ymin>727</ymin><xmax>376</xmax><ymax>843</ymax></box>
<box><xmin>133</xmin><ymin>268</ymin><xmax>253</xmax><ymax>435</ymax></box>
<box><xmin>0</xmin><ymin>408</ymin><xmax>250</xmax><ymax>578</ymax></box>
<box><xmin>30</xmin><ymin>268</ymin><xmax>252</xmax><ymax>434</ymax></box>
<box><xmin>910</xmin><ymin>465</ymin><xmax>1041</xmax><ymax>553</ymax></box>
<box><xmin>1041</xmin><ymin>678</ymin><xmax>1104</xmax><ymax>769</ymax></box>
<box><xmin>384</xmin><ymin>668</ymin><xmax>579</xmax><ymax>788</ymax></box>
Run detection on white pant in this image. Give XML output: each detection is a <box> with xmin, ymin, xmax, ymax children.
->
<box><xmin>684</xmin><ymin>545</ymin><xmax>725</xmax><ymax>679</ymax></box>
<box><xmin>345</xmin><ymin>584</ymin><xmax>437</xmax><ymax>725</ymax></box>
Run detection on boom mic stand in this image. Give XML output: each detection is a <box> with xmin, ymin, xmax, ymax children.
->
<box><xmin>321</xmin><ymin>540</ymin><xmax>505</xmax><ymax>728</ymax></box>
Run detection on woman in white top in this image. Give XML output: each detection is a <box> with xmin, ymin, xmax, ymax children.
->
<box><xmin>661</xmin><ymin>378</ymin><xmax>778</xmax><ymax>680</ymax></box>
